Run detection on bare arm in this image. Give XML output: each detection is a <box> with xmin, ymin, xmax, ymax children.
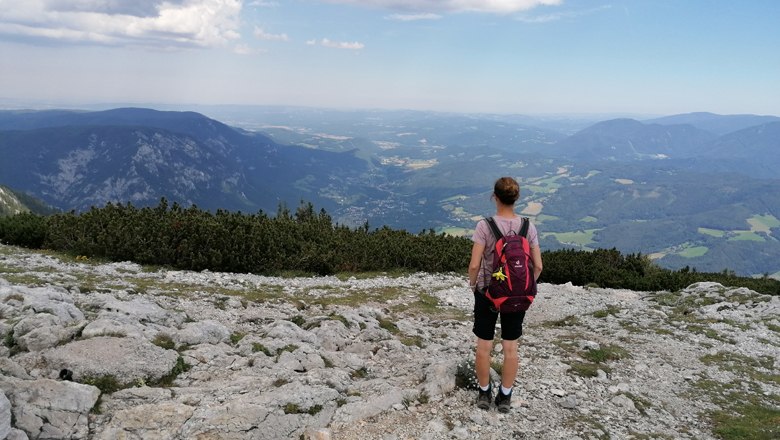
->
<box><xmin>468</xmin><ymin>242</ymin><xmax>485</xmax><ymax>289</ymax></box>
<box><xmin>530</xmin><ymin>245</ymin><xmax>543</xmax><ymax>281</ymax></box>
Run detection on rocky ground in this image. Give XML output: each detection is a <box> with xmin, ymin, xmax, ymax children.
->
<box><xmin>0</xmin><ymin>243</ymin><xmax>778</xmax><ymax>440</ymax></box>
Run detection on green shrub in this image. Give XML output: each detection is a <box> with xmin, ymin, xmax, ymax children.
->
<box><xmin>455</xmin><ymin>359</ymin><xmax>478</xmax><ymax>390</ymax></box>
<box><xmin>81</xmin><ymin>375</ymin><xmax>123</xmax><ymax>394</ymax></box>
<box><xmin>1</xmin><ymin>199</ymin><xmax>777</xmax><ymax>295</ymax></box>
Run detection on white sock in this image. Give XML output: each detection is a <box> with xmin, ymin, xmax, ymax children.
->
<box><xmin>479</xmin><ymin>383</ymin><xmax>490</xmax><ymax>391</ymax></box>
<box><xmin>500</xmin><ymin>385</ymin><xmax>512</xmax><ymax>395</ymax></box>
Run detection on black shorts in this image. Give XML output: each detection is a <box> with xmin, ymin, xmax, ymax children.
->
<box><xmin>472</xmin><ymin>290</ymin><xmax>526</xmax><ymax>341</ymax></box>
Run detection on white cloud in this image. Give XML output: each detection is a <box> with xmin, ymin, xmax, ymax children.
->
<box><xmin>248</xmin><ymin>0</ymin><xmax>278</xmax><ymax>6</ymax></box>
<box><xmin>0</xmin><ymin>0</ymin><xmax>242</xmax><ymax>48</ymax></box>
<box><xmin>311</xmin><ymin>38</ymin><xmax>364</xmax><ymax>50</ymax></box>
<box><xmin>322</xmin><ymin>0</ymin><xmax>561</xmax><ymax>14</ymax></box>
<box><xmin>386</xmin><ymin>13</ymin><xmax>442</xmax><ymax>21</ymax></box>
<box><xmin>515</xmin><ymin>5</ymin><xmax>612</xmax><ymax>23</ymax></box>
<box><xmin>253</xmin><ymin>27</ymin><xmax>289</xmax><ymax>41</ymax></box>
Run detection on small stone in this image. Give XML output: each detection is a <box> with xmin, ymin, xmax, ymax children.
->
<box><xmin>305</xmin><ymin>428</ymin><xmax>332</xmax><ymax>440</ymax></box>
<box><xmin>450</xmin><ymin>427</ymin><xmax>469</xmax><ymax>440</ymax></box>
<box><xmin>551</xmin><ymin>388</ymin><xmax>566</xmax><ymax>397</ymax></box>
<box><xmin>560</xmin><ymin>396</ymin><xmax>578</xmax><ymax>409</ymax></box>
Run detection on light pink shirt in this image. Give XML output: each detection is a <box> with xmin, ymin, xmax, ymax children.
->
<box><xmin>471</xmin><ymin>216</ymin><xmax>539</xmax><ymax>289</ymax></box>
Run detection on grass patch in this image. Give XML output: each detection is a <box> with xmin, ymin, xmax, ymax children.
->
<box><xmin>275</xmin><ymin>344</ymin><xmax>299</xmax><ymax>360</ymax></box>
<box><xmin>729</xmin><ymin>231</ymin><xmax>766</xmax><ymax>242</ymax></box>
<box><xmin>288</xmin><ymin>315</ymin><xmax>306</xmax><ymax>327</ymax></box>
<box><xmin>544</xmin><ymin>315</ymin><xmax>580</xmax><ymax>328</ymax></box>
<box><xmin>678</xmin><ymin>246</ymin><xmax>709</xmax><ymax>258</ymax></box>
<box><xmin>689</xmin><ymin>352</ymin><xmax>779</xmax><ymax>440</ymax></box>
<box><xmin>152</xmin><ymin>333</ymin><xmax>175</xmax><ymax>350</ymax></box>
<box><xmin>542</xmin><ymin>229</ymin><xmax>599</xmax><ymax>247</ymax></box>
<box><xmin>581</xmin><ymin>344</ymin><xmax>630</xmax><ymax>363</ymax></box>
<box><xmin>568</xmin><ymin>361</ymin><xmax>605</xmax><ymax>378</ymax></box>
<box><xmin>252</xmin><ymin>343</ymin><xmax>273</xmax><ymax>356</ymax></box>
<box><xmin>687</xmin><ymin>325</ymin><xmax>736</xmax><ymax>344</ymax></box>
<box><xmin>273</xmin><ymin>377</ymin><xmax>290</xmax><ymax>387</ymax></box>
<box><xmin>592</xmin><ymin>305</ymin><xmax>621</xmax><ymax>318</ymax></box>
<box><xmin>1</xmin><ymin>273</ymin><xmax>49</xmax><ymax>286</ymax></box>
<box><xmin>698</xmin><ymin>227</ymin><xmax>726</xmax><ymax>238</ymax></box>
<box><xmin>400</xmin><ymin>334</ymin><xmax>425</xmax><ymax>348</ymax></box>
<box><xmin>350</xmin><ymin>366</ymin><xmax>369</xmax><ymax>379</ymax></box>
<box><xmin>711</xmin><ymin>404</ymin><xmax>780</xmax><ymax>440</ymax></box>
<box><xmin>329</xmin><ymin>313</ymin><xmax>351</xmax><ymax>328</ymax></box>
<box><xmin>80</xmin><ymin>375</ymin><xmax>123</xmax><ymax>394</ymax></box>
<box><xmin>378</xmin><ymin>317</ymin><xmax>400</xmax><ymax>335</ymax></box>
<box><xmin>153</xmin><ymin>356</ymin><xmax>191</xmax><ymax>387</ymax></box>
<box><xmin>283</xmin><ymin>403</ymin><xmax>323</xmax><ymax>415</ymax></box>
<box><xmin>229</xmin><ymin>332</ymin><xmax>245</xmax><ymax>345</ymax></box>
<box><xmin>700</xmin><ymin>352</ymin><xmax>778</xmax><ymax>385</ymax></box>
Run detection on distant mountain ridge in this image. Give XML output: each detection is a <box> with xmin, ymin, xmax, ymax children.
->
<box><xmin>0</xmin><ymin>108</ymin><xmax>369</xmax><ymax>213</ymax></box>
<box><xmin>644</xmin><ymin>112</ymin><xmax>780</xmax><ymax>136</ymax></box>
<box><xmin>549</xmin><ymin>118</ymin><xmax>718</xmax><ymax>160</ymax></box>
<box><xmin>1</xmin><ymin>107</ymin><xmax>778</xmax><ymax>277</ymax></box>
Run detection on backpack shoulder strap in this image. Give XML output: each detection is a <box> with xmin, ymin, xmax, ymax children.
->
<box><xmin>485</xmin><ymin>217</ymin><xmax>504</xmax><ymax>240</ymax></box>
<box><xmin>519</xmin><ymin>217</ymin><xmax>530</xmax><ymax>238</ymax></box>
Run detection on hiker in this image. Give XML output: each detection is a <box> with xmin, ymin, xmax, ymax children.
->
<box><xmin>468</xmin><ymin>176</ymin><xmax>543</xmax><ymax>412</ymax></box>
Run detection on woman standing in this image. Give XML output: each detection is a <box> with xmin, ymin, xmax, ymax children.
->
<box><xmin>467</xmin><ymin>176</ymin><xmax>543</xmax><ymax>412</ymax></box>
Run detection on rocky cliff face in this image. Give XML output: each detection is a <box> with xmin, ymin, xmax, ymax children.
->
<box><xmin>0</xmin><ymin>186</ymin><xmax>28</xmax><ymax>217</ymax></box>
<box><xmin>0</xmin><ymin>244</ymin><xmax>778</xmax><ymax>439</ymax></box>
<box><xmin>0</xmin><ymin>109</ymin><xmax>370</xmax><ymax>214</ymax></box>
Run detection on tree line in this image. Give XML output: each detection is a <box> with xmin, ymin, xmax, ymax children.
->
<box><xmin>0</xmin><ymin>198</ymin><xmax>777</xmax><ymax>295</ymax></box>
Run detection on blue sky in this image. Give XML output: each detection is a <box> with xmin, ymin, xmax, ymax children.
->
<box><xmin>1</xmin><ymin>0</ymin><xmax>779</xmax><ymax>116</ymax></box>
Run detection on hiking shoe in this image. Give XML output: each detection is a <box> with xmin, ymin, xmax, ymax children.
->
<box><xmin>495</xmin><ymin>389</ymin><xmax>512</xmax><ymax>413</ymax></box>
<box><xmin>476</xmin><ymin>384</ymin><xmax>492</xmax><ymax>410</ymax></box>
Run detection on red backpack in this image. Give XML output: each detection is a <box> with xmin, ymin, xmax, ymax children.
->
<box><xmin>484</xmin><ymin>217</ymin><xmax>537</xmax><ymax>312</ymax></box>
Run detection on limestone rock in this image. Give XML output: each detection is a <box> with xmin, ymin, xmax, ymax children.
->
<box><xmin>1</xmin><ymin>391</ymin><xmax>11</xmax><ymax>440</ymax></box>
<box><xmin>81</xmin><ymin>315</ymin><xmax>145</xmax><ymax>339</ymax></box>
<box><xmin>175</xmin><ymin>319</ymin><xmax>231</xmax><ymax>346</ymax></box>
<box><xmin>0</xmin><ymin>377</ymin><xmax>99</xmax><ymax>440</ymax></box>
<box><xmin>421</xmin><ymin>360</ymin><xmax>457</xmax><ymax>397</ymax></box>
<box><xmin>42</xmin><ymin>336</ymin><xmax>179</xmax><ymax>384</ymax></box>
<box><xmin>94</xmin><ymin>402</ymin><xmax>195</xmax><ymax>440</ymax></box>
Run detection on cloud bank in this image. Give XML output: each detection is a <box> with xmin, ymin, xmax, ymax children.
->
<box><xmin>0</xmin><ymin>0</ymin><xmax>242</xmax><ymax>48</ymax></box>
<box><xmin>322</xmin><ymin>0</ymin><xmax>561</xmax><ymax>14</ymax></box>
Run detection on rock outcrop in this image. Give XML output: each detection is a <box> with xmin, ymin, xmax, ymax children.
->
<box><xmin>1</xmin><ymin>244</ymin><xmax>778</xmax><ymax>439</ymax></box>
